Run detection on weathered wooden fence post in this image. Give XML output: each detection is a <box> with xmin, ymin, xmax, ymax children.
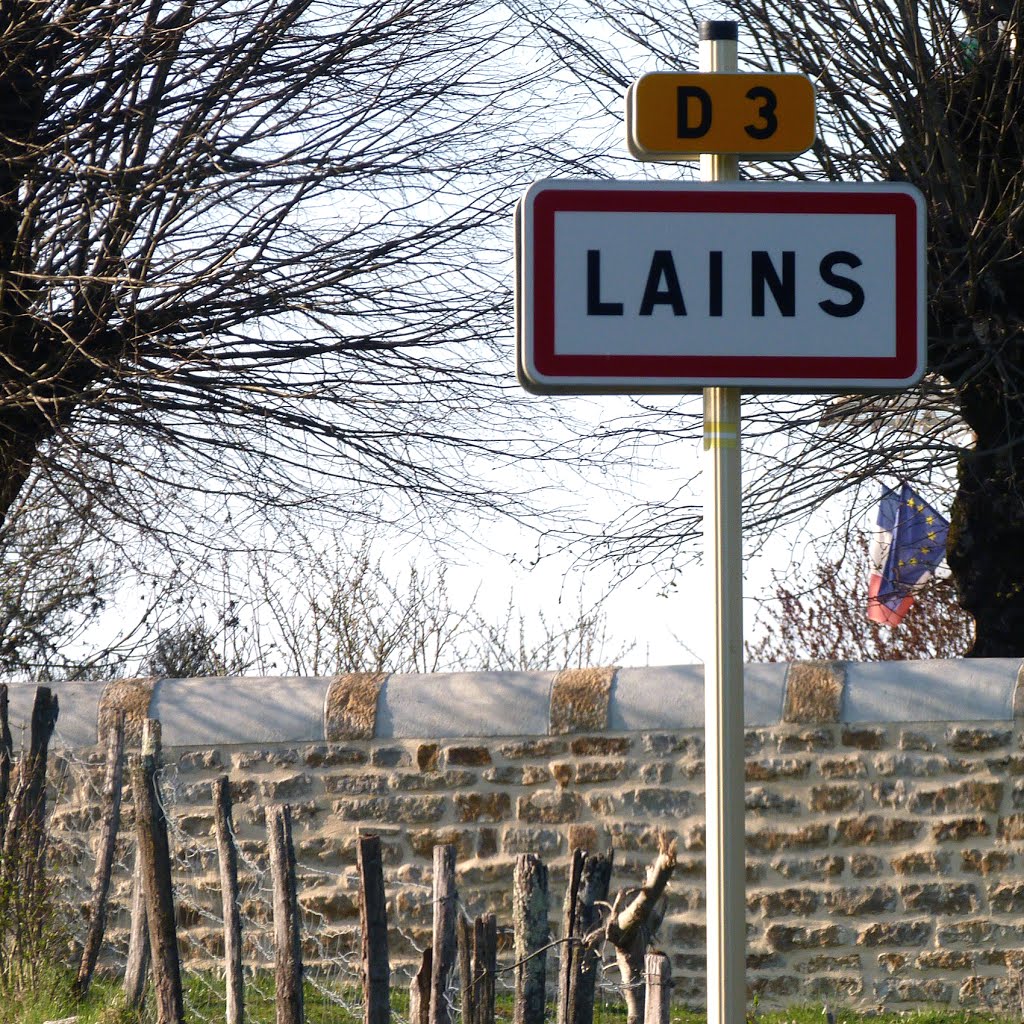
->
<box><xmin>429</xmin><ymin>844</ymin><xmax>458</xmax><ymax>1024</ymax></box>
<box><xmin>557</xmin><ymin>850</ymin><xmax>586</xmax><ymax>1024</ymax></box>
<box><xmin>513</xmin><ymin>853</ymin><xmax>549</xmax><ymax>1024</ymax></box>
<box><xmin>133</xmin><ymin>717</ymin><xmax>185</xmax><ymax>1024</ymax></box>
<box><xmin>459</xmin><ymin>910</ymin><xmax>499</xmax><ymax>1024</ymax></box>
<box><xmin>75</xmin><ymin>711</ymin><xmax>126</xmax><ymax>998</ymax></box>
<box><xmin>214</xmin><ymin>775</ymin><xmax>244</xmax><ymax>1024</ymax></box>
<box><xmin>358</xmin><ymin>835</ymin><xmax>391</xmax><ymax>1024</ymax></box>
<box><xmin>268</xmin><ymin>803</ymin><xmax>303</xmax><ymax>1024</ymax></box>
<box><xmin>643</xmin><ymin>953</ymin><xmax>671</xmax><ymax>1024</ymax></box>
<box><xmin>560</xmin><ymin>851</ymin><xmax>613</xmax><ymax>1024</ymax></box>
<box><xmin>123</xmin><ymin>847</ymin><xmax>151</xmax><ymax>1006</ymax></box>
<box><xmin>409</xmin><ymin>948</ymin><xmax>433</xmax><ymax>1024</ymax></box>
<box><xmin>565</xmin><ymin>851</ymin><xmax>610</xmax><ymax>1024</ymax></box>
<box><xmin>0</xmin><ymin>683</ymin><xmax>12</xmax><ymax>849</ymax></box>
<box><xmin>473</xmin><ymin>913</ymin><xmax>497</xmax><ymax>1024</ymax></box>
<box><xmin>2</xmin><ymin>685</ymin><xmax>59</xmax><ymax>883</ymax></box>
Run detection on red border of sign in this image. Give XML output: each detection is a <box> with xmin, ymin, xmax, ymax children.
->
<box><xmin>520</xmin><ymin>182</ymin><xmax>924</xmax><ymax>392</ymax></box>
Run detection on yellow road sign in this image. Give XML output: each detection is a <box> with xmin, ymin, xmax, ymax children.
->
<box><xmin>628</xmin><ymin>73</ymin><xmax>815</xmax><ymax>159</ymax></box>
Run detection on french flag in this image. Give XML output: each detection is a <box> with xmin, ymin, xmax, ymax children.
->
<box><xmin>867</xmin><ymin>483</ymin><xmax>949</xmax><ymax>626</ymax></box>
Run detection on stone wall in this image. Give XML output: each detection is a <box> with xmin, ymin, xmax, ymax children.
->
<box><xmin>24</xmin><ymin>658</ymin><xmax>1024</xmax><ymax>1012</ymax></box>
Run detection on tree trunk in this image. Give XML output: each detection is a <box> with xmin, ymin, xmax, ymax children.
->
<box><xmin>133</xmin><ymin>719</ymin><xmax>184</xmax><ymax>1024</ymax></box>
<box><xmin>75</xmin><ymin>711</ymin><xmax>126</xmax><ymax>998</ymax></box>
<box><xmin>268</xmin><ymin>804</ymin><xmax>303</xmax><ymax>1024</ymax></box>
<box><xmin>948</xmin><ymin>376</ymin><xmax>1024</xmax><ymax>655</ymax></box>
<box><xmin>512</xmin><ymin>853</ymin><xmax>549</xmax><ymax>1024</ymax></box>
<box><xmin>605</xmin><ymin>848</ymin><xmax>676</xmax><ymax>1024</ymax></box>
<box><xmin>214</xmin><ymin>776</ymin><xmax>244</xmax><ymax>1024</ymax></box>
<box><xmin>358</xmin><ymin>835</ymin><xmax>391</xmax><ymax>1024</ymax></box>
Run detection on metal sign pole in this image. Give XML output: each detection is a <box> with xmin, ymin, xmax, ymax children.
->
<box><xmin>699</xmin><ymin>20</ymin><xmax>746</xmax><ymax>1024</ymax></box>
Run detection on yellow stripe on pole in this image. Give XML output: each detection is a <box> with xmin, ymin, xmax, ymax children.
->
<box><xmin>703</xmin><ymin>422</ymin><xmax>739</xmax><ymax>450</ymax></box>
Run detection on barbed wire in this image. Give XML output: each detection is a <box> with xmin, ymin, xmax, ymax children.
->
<box><xmin>46</xmin><ymin>746</ymin><xmax>647</xmax><ymax>1024</ymax></box>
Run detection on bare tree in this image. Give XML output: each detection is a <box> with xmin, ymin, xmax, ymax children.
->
<box><xmin>0</xmin><ymin>0</ymin><xmax>598</xmax><ymax>567</ymax></box>
<box><xmin>257</xmin><ymin>536</ymin><xmax>635</xmax><ymax>673</ymax></box>
<box><xmin>746</xmin><ymin>532</ymin><xmax>974</xmax><ymax>662</ymax></box>
<box><xmin>515</xmin><ymin>0</ymin><xmax>1024</xmax><ymax>656</ymax></box>
<box><xmin>0</xmin><ymin>480</ymin><xmax>116</xmax><ymax>677</ymax></box>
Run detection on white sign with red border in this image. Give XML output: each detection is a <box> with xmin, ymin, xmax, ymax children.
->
<box><xmin>515</xmin><ymin>180</ymin><xmax>926</xmax><ymax>394</ymax></box>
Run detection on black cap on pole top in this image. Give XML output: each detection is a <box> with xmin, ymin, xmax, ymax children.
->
<box><xmin>700</xmin><ymin>20</ymin><xmax>738</xmax><ymax>41</ymax></box>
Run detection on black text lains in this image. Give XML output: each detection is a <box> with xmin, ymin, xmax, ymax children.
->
<box><xmin>586</xmin><ymin>249</ymin><xmax>865</xmax><ymax>319</ymax></box>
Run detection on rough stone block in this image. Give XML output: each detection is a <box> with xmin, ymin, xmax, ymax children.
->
<box><xmin>933</xmin><ymin>817</ymin><xmax>991</xmax><ymax>841</ymax></box>
<box><xmin>825</xmin><ymin>885</ymin><xmax>899</xmax><ymax>916</ymax></box>
<box><xmin>258</xmin><ymin>773</ymin><xmax>314</xmax><ymax>799</ymax></box>
<box><xmin>303</xmin><ymin>745</ymin><xmax>366</xmax><ymax>767</ymax></box>
<box><xmin>323</xmin><ymin>667</ymin><xmax>385</xmax><ymax>741</ymax></box>
<box><xmin>550</xmin><ymin>667</ymin><xmax>615</xmax><ymax>734</ymax></box>
<box><xmin>299</xmin><ymin>888</ymin><xmax>359</xmax><ymax>921</ymax></box>
<box><xmin>766</xmin><ymin>923</ymin><xmax>845</xmax><ymax>951</ymax></box>
<box><xmin>947</xmin><ymin>726</ymin><xmax>1012</xmax><ymax>752</ymax></box>
<box><xmin>620</xmin><ymin>787</ymin><xmax>696</xmax><ymax>817</ymax></box>
<box><xmin>856</xmin><ymin>921</ymin><xmax>932</xmax><ymax>947</ymax></box>
<box><xmin>901</xmin><ymin>882</ymin><xmax>979</xmax><ymax>915</ymax></box>
<box><xmin>333</xmin><ymin>795</ymin><xmax>445</xmax><ymax>824</ymax></box>
<box><xmin>784</xmin><ymin>662</ymin><xmax>845</xmax><ymax>724</ymax></box>
<box><xmin>772</xmin><ymin>855</ymin><xmax>844</xmax><ymax>881</ymax></box>
<box><xmin>751</xmin><ymin>887</ymin><xmax>820</xmax><ymax>917</ymax></box>
<box><xmin>371</xmin><ymin>747</ymin><xmax>411</xmax><ymax>768</ymax></box>
<box><xmin>640</xmin><ymin>762</ymin><xmax>673</xmax><ymax>784</ymax></box>
<box><xmin>454</xmin><ymin>792</ymin><xmax>511</xmax><ymax>823</ymax></box>
<box><xmin>909</xmin><ymin>780</ymin><xmax>1003</xmax><ymax>814</ymax></box>
<box><xmin>810</xmin><ymin>784</ymin><xmax>863</xmax><ymax>812</ymax></box>
<box><xmin>516</xmin><ymin>790</ymin><xmax>582</xmax><ymax>824</ymax></box>
<box><xmin>746</xmin><ymin>757</ymin><xmax>810</xmax><ymax>781</ymax></box>
<box><xmin>842</xmin><ymin>726</ymin><xmax>887</xmax><ymax>750</ymax></box>
<box><xmin>575</xmin><ymin>759</ymin><xmax>630</xmax><ymax>784</ymax></box>
<box><xmin>499</xmin><ymin>739</ymin><xmax>566</xmax><ymax>759</ymax></box>
<box><xmin>915</xmin><ymin>950</ymin><xmax>974</xmax><ymax>970</ymax></box>
<box><xmin>409</xmin><ymin>827</ymin><xmax>476</xmax><ymax>860</ymax></box>
<box><xmin>835</xmin><ymin>815</ymin><xmax>922</xmax><ymax>845</ymax></box>
<box><xmin>178</xmin><ymin>749</ymin><xmax>223</xmax><ymax>771</ymax></box>
<box><xmin>891</xmin><ymin>851</ymin><xmax>949</xmax><ymax>875</ymax></box>
<box><xmin>567</xmin><ymin>823</ymin><xmax>602</xmax><ymax>850</ymax></box>
<box><xmin>961</xmin><ymin>849</ymin><xmax>1013</xmax><ymax>874</ymax></box>
<box><xmin>417</xmin><ymin>743</ymin><xmax>439</xmax><ymax>771</ymax></box>
<box><xmin>876</xmin><ymin>979</ymin><xmax>953</xmax><ymax>1003</ymax></box>
<box><xmin>899</xmin><ymin>730</ymin><xmax>935</xmax><ymax>751</ymax></box>
<box><xmin>819</xmin><ymin>756</ymin><xmax>868</xmax><ymax>779</ymax></box>
<box><xmin>778</xmin><ymin>729</ymin><xmax>836</xmax><ymax>753</ymax></box>
<box><xmin>323</xmin><ymin>773</ymin><xmax>388</xmax><ymax>795</ymax></box>
<box><xmin>444</xmin><ymin>745</ymin><xmax>492</xmax><ymax>767</ymax></box>
<box><xmin>988</xmin><ymin>882</ymin><xmax>1024</xmax><ymax>913</ymax></box>
<box><xmin>570</xmin><ymin>736</ymin><xmax>631</xmax><ymax>756</ymax></box>
<box><xmin>874</xmin><ymin>752</ymin><xmax>953</xmax><ymax>777</ymax></box>
<box><xmin>502</xmin><ymin>827</ymin><xmax>563</xmax><ymax>855</ymax></box>
<box><xmin>234</xmin><ymin>748</ymin><xmax>300</xmax><ymax>770</ymax></box>
<box><xmin>747</xmin><ymin>788</ymin><xmax>801</xmax><ymax>815</ymax></box>
<box><xmin>747</xmin><ymin>824</ymin><xmax>830</xmax><ymax>854</ymax></box>
<box><xmin>872</xmin><ymin>781</ymin><xmax>907</xmax><ymax>808</ymax></box>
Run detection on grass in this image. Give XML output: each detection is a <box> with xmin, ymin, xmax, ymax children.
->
<box><xmin>4</xmin><ymin>970</ymin><xmax>1023</xmax><ymax>1024</ymax></box>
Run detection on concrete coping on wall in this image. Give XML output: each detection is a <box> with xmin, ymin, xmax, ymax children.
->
<box><xmin>8</xmin><ymin>657</ymin><xmax>1024</xmax><ymax>749</ymax></box>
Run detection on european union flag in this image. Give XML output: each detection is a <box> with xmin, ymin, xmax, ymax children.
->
<box><xmin>867</xmin><ymin>482</ymin><xmax>949</xmax><ymax>626</ymax></box>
